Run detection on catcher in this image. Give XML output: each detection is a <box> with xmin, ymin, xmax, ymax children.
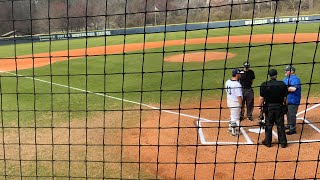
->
<box><xmin>259</xmin><ymin>69</ymin><xmax>288</xmax><ymax>148</ymax></box>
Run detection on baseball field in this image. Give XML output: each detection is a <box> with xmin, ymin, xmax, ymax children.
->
<box><xmin>0</xmin><ymin>23</ymin><xmax>320</xmax><ymax>179</ymax></box>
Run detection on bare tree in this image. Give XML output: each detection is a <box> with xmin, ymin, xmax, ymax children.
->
<box><xmin>309</xmin><ymin>0</ymin><xmax>313</xmax><ymax>9</ymax></box>
<box><xmin>32</xmin><ymin>0</ymin><xmax>49</xmax><ymax>34</ymax></box>
<box><xmin>0</xmin><ymin>0</ymin><xmax>319</xmax><ymax>35</ymax></box>
<box><xmin>284</xmin><ymin>0</ymin><xmax>310</xmax><ymax>14</ymax></box>
<box><xmin>50</xmin><ymin>0</ymin><xmax>68</xmax><ymax>32</ymax></box>
<box><xmin>69</xmin><ymin>0</ymin><xmax>86</xmax><ymax>31</ymax></box>
<box><xmin>87</xmin><ymin>0</ymin><xmax>107</xmax><ymax>30</ymax></box>
<box><xmin>0</xmin><ymin>1</ymin><xmax>12</xmax><ymax>34</ymax></box>
<box><xmin>126</xmin><ymin>0</ymin><xmax>146</xmax><ymax>27</ymax></box>
<box><xmin>12</xmin><ymin>0</ymin><xmax>33</xmax><ymax>34</ymax></box>
<box><xmin>106</xmin><ymin>0</ymin><xmax>127</xmax><ymax>28</ymax></box>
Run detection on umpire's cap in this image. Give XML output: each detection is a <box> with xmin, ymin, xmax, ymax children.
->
<box><xmin>284</xmin><ymin>65</ymin><xmax>296</xmax><ymax>72</ymax></box>
<box><xmin>243</xmin><ymin>61</ymin><xmax>250</xmax><ymax>68</ymax></box>
<box><xmin>268</xmin><ymin>69</ymin><xmax>278</xmax><ymax>76</ymax></box>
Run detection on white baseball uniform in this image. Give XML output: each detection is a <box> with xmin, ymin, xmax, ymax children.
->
<box><xmin>225</xmin><ymin>79</ymin><xmax>243</xmax><ymax>126</ymax></box>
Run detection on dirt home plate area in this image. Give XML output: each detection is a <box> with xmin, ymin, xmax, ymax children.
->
<box><xmin>1</xmin><ymin>33</ymin><xmax>320</xmax><ymax>179</ymax></box>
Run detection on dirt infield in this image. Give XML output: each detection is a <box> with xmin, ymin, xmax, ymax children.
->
<box><xmin>1</xmin><ymin>33</ymin><xmax>320</xmax><ymax>179</ymax></box>
<box><xmin>2</xmin><ymin>98</ymin><xmax>318</xmax><ymax>179</ymax></box>
<box><xmin>1</xmin><ymin>33</ymin><xmax>320</xmax><ymax>71</ymax></box>
<box><xmin>134</xmin><ymin>98</ymin><xmax>320</xmax><ymax>179</ymax></box>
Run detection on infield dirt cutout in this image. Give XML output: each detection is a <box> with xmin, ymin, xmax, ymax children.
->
<box><xmin>1</xmin><ymin>33</ymin><xmax>320</xmax><ymax>179</ymax></box>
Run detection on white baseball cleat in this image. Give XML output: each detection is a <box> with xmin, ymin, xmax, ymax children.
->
<box><xmin>231</xmin><ymin>128</ymin><xmax>240</xmax><ymax>136</ymax></box>
<box><xmin>228</xmin><ymin>127</ymin><xmax>240</xmax><ymax>136</ymax></box>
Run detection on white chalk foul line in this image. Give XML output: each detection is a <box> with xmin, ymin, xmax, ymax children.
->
<box><xmin>288</xmin><ymin>139</ymin><xmax>320</xmax><ymax>143</ymax></box>
<box><xmin>2</xmin><ymin>71</ymin><xmax>217</xmax><ymax>123</ymax></box>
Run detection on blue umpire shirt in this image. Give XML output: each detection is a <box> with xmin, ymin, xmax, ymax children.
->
<box><xmin>283</xmin><ymin>74</ymin><xmax>301</xmax><ymax>105</ymax></box>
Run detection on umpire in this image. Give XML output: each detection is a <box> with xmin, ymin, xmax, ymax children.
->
<box><xmin>259</xmin><ymin>69</ymin><xmax>288</xmax><ymax>148</ymax></box>
<box><xmin>240</xmin><ymin>61</ymin><xmax>255</xmax><ymax>121</ymax></box>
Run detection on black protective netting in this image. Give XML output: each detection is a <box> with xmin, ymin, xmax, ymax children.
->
<box><xmin>0</xmin><ymin>0</ymin><xmax>320</xmax><ymax>179</ymax></box>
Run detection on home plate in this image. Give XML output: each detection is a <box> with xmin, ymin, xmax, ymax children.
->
<box><xmin>248</xmin><ymin>128</ymin><xmax>265</xmax><ymax>134</ymax></box>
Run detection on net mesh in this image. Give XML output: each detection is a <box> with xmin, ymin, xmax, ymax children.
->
<box><xmin>0</xmin><ymin>0</ymin><xmax>320</xmax><ymax>179</ymax></box>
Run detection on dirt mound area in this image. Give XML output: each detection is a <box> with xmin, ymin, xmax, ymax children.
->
<box><xmin>164</xmin><ymin>52</ymin><xmax>236</xmax><ymax>62</ymax></box>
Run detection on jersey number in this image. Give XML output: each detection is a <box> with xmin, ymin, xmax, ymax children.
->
<box><xmin>226</xmin><ymin>86</ymin><xmax>232</xmax><ymax>95</ymax></box>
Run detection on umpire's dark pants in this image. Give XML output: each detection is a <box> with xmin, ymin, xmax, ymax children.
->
<box><xmin>264</xmin><ymin>104</ymin><xmax>287</xmax><ymax>145</ymax></box>
<box><xmin>241</xmin><ymin>88</ymin><xmax>254</xmax><ymax>118</ymax></box>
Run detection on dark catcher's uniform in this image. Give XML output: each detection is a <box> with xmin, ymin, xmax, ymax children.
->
<box><xmin>260</xmin><ymin>79</ymin><xmax>288</xmax><ymax>147</ymax></box>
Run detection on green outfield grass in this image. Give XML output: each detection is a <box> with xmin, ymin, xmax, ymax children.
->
<box><xmin>0</xmin><ymin>23</ymin><xmax>319</xmax><ymax>178</ymax></box>
<box><xmin>0</xmin><ymin>23</ymin><xmax>319</xmax><ymax>123</ymax></box>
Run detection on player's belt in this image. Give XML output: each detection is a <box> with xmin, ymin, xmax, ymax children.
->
<box><xmin>268</xmin><ymin>103</ymin><xmax>283</xmax><ymax>108</ymax></box>
<box><xmin>268</xmin><ymin>103</ymin><xmax>282</xmax><ymax>105</ymax></box>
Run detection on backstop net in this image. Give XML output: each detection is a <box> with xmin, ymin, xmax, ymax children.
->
<box><xmin>0</xmin><ymin>0</ymin><xmax>320</xmax><ymax>179</ymax></box>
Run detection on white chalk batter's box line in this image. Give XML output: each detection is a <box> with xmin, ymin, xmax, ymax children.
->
<box><xmin>197</xmin><ymin>103</ymin><xmax>320</xmax><ymax>145</ymax></box>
